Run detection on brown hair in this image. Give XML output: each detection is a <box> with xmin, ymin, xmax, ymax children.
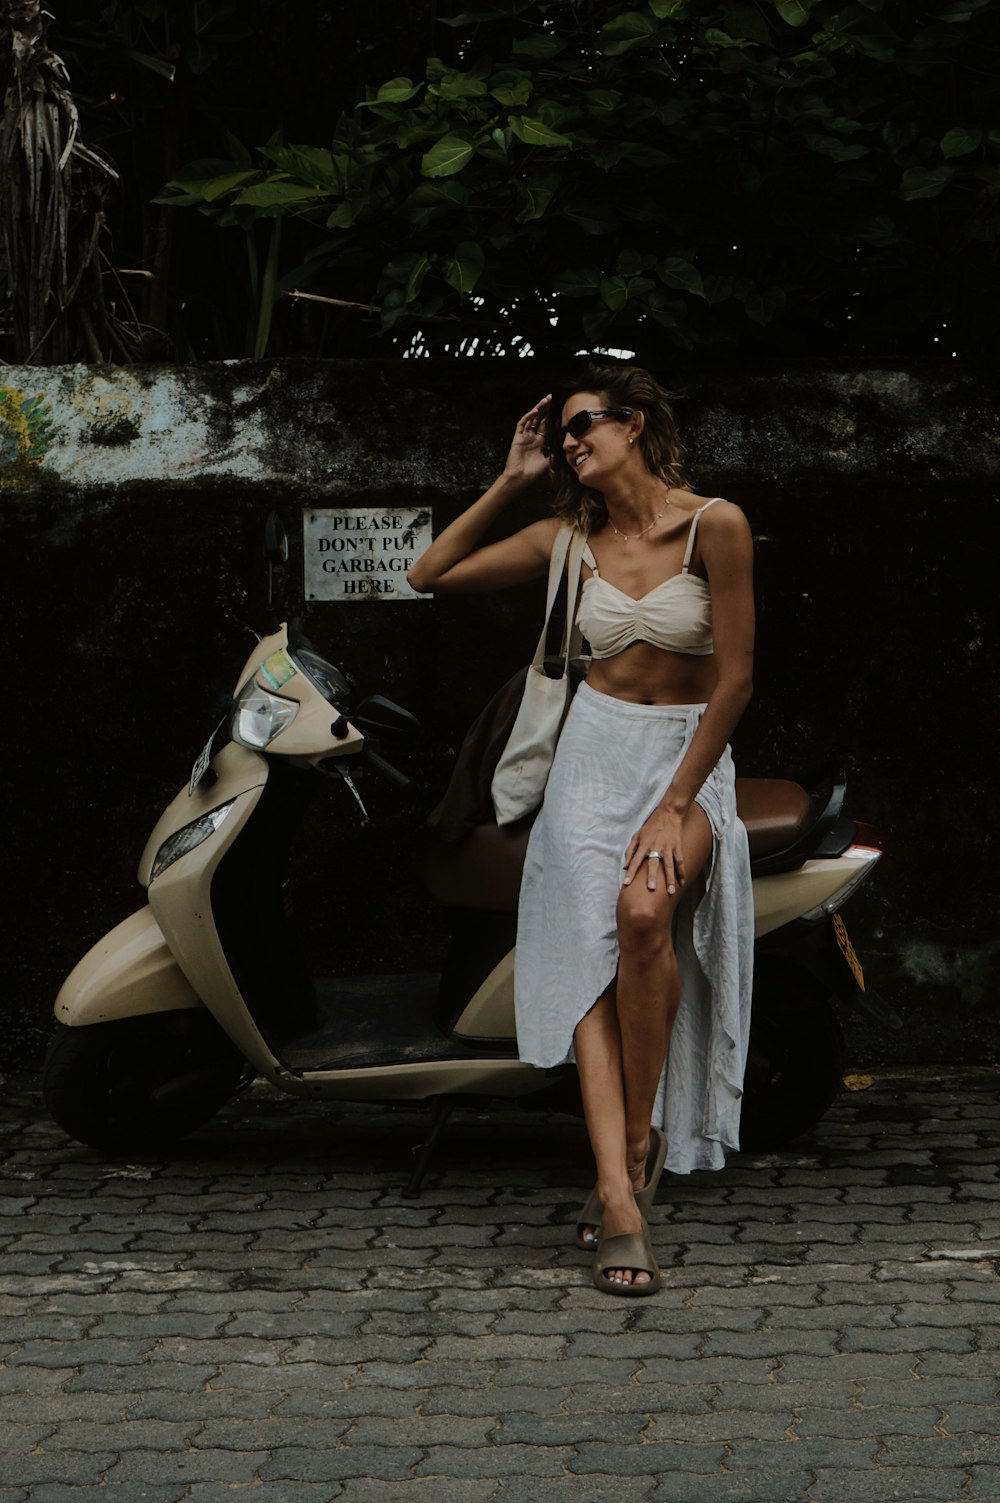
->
<box><xmin>545</xmin><ymin>362</ymin><xmax>689</xmax><ymax>533</ymax></box>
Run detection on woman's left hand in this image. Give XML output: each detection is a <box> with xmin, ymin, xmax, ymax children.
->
<box><xmin>623</xmin><ymin>809</ymin><xmax>687</xmax><ymax>895</ymax></box>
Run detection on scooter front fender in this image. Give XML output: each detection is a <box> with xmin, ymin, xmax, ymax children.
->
<box><xmin>54</xmin><ymin>906</ymin><xmax>202</xmax><ymax>1026</ymax></box>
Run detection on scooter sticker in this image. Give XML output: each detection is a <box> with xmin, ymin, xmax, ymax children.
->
<box><xmin>259</xmin><ymin>649</ymin><xmax>297</xmax><ymax>691</ymax></box>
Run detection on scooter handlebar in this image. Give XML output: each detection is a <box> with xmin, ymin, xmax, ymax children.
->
<box><xmin>363</xmin><ymin>747</ymin><xmax>413</xmax><ymax>789</ymax></box>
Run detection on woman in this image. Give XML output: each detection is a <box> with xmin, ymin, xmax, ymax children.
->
<box><xmin>408</xmin><ymin>363</ymin><xmax>755</xmax><ymax>1295</ymax></box>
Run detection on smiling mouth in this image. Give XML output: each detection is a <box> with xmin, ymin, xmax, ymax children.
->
<box><xmin>574</xmin><ymin>453</ymin><xmax>589</xmax><ymax>468</ymax></box>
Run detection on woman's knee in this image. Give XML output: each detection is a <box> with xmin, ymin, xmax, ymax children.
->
<box><xmin>616</xmin><ymin>891</ymin><xmax>675</xmax><ymax>960</ymax></box>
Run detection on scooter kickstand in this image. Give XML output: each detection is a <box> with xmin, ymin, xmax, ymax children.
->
<box><xmin>403</xmin><ymin>1097</ymin><xmax>454</xmax><ymax>1199</ymax></box>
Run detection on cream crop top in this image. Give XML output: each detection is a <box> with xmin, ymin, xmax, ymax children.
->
<box><xmin>576</xmin><ymin>498</ymin><xmax>720</xmax><ymax>660</ymax></box>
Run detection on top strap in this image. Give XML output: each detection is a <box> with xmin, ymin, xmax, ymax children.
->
<box><xmin>681</xmin><ymin>497</ymin><xmax>721</xmax><ymax>574</ymax></box>
<box><xmin>582</xmin><ymin>543</ymin><xmax>599</xmax><ymax>575</ymax></box>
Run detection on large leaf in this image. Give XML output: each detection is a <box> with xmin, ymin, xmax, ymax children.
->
<box><xmin>442</xmin><ymin>241</ymin><xmax>485</xmax><ymax>294</ymax></box>
<box><xmin>515</xmin><ymin>184</ymin><xmax>554</xmax><ymax>222</ymax></box>
<box><xmin>200</xmin><ymin>171</ymin><xmax>259</xmax><ymax>202</ymax></box>
<box><xmin>259</xmin><ymin>146</ymin><xmax>344</xmax><ymax>190</ymax></box>
<box><xmin>491</xmin><ymin>80</ymin><xmax>533</xmax><ymax>107</ymax></box>
<box><xmin>658</xmin><ymin>258</ymin><xmax>705</xmax><ymax>296</ymax></box>
<box><xmin>898</xmin><ymin>165</ymin><xmax>954</xmax><ymax>199</ymax></box>
<box><xmin>940</xmin><ymin>126</ymin><xmax>982</xmax><ymax>158</ymax></box>
<box><xmin>235</xmin><ymin>181</ymin><xmax>334</xmax><ymax>207</ymax></box>
<box><xmin>357</xmin><ymin>77</ymin><xmax>422</xmax><ymax>107</ymax></box>
<box><xmin>509</xmin><ymin>116</ymin><xmax>573</xmax><ymax>148</ymax></box>
<box><xmin>599</xmin><ymin>11</ymin><xmax>661</xmax><ymax>55</ymax></box>
<box><xmin>553</xmin><ymin>266</ymin><xmax>602</xmax><ymax>298</ymax></box>
<box><xmin>431</xmin><ymin>68</ymin><xmax>491</xmax><ymax>102</ymax></box>
<box><xmin>722</xmin><ymin>5</ymin><xmax>773</xmax><ymax>44</ymax></box>
<box><xmin>421</xmin><ymin>134</ymin><xmax>477</xmax><ymax>178</ymax></box>
<box><xmin>773</xmin><ymin>0</ymin><xmax>815</xmax><ymax>25</ymax></box>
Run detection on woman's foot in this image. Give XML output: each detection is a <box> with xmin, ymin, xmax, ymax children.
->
<box><xmin>576</xmin><ymin>1127</ymin><xmax>666</xmax><ymax>1251</ymax></box>
<box><xmin>593</xmin><ymin>1202</ymin><xmax>662</xmax><ymax>1295</ymax></box>
<box><xmin>595</xmin><ymin>1186</ymin><xmax>650</xmax><ymax>1288</ymax></box>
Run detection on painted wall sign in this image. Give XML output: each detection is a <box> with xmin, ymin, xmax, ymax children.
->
<box><xmin>303</xmin><ymin>507</ymin><xmax>433</xmax><ymax>602</ymax></box>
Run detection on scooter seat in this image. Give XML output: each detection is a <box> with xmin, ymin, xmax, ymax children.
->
<box><xmin>426</xmin><ymin>819</ymin><xmax>534</xmax><ymax>914</ymax></box>
<box><xmin>426</xmin><ymin>779</ymin><xmax>819</xmax><ymax>914</ymax></box>
<box><xmin>735</xmin><ymin>777</ymin><xmax>815</xmax><ymax>858</ymax></box>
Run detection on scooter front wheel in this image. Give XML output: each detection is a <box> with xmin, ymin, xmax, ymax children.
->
<box><xmin>43</xmin><ymin>1011</ymin><xmax>249</xmax><ymax>1154</ymax></box>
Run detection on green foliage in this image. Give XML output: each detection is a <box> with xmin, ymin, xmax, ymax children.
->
<box><xmin>32</xmin><ymin>0</ymin><xmax>996</xmax><ymax>360</ymax></box>
<box><xmin>153</xmin><ymin>0</ymin><xmax>998</xmax><ymax>358</ymax></box>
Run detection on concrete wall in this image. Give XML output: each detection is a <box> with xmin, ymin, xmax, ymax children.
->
<box><xmin>4</xmin><ymin>357</ymin><xmax>998</xmax><ymax>1070</ymax></box>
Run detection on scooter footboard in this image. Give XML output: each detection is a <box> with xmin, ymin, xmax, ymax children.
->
<box><xmin>55</xmin><ymin>907</ymin><xmax>203</xmax><ymax>1026</ymax></box>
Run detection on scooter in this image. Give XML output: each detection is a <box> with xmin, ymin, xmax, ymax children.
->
<box><xmin>44</xmin><ymin>517</ymin><xmax>899</xmax><ymax>1190</ymax></box>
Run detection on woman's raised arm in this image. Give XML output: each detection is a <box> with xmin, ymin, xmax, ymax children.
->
<box><xmin>406</xmin><ymin>394</ymin><xmax>560</xmax><ymax>595</ymax></box>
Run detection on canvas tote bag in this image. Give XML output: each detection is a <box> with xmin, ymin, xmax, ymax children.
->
<box><xmin>491</xmin><ymin>525</ymin><xmax>588</xmax><ymax>826</ymax></box>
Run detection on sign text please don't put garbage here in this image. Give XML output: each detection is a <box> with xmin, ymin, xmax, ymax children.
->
<box><xmin>303</xmin><ymin>508</ymin><xmax>433</xmax><ymax>602</ymax></box>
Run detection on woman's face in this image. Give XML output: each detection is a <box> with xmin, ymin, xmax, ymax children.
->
<box><xmin>559</xmin><ymin>391</ymin><xmax>636</xmax><ymax>487</ymax></box>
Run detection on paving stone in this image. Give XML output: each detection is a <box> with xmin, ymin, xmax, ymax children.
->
<box><xmin>127</xmin><ymin>1388</ymin><xmax>280</xmax><ymax>1420</ymax></box>
<box><xmin>63</xmin><ymin>1362</ymin><xmax>220</xmax><ymax>1391</ymax></box>
<box><xmin>877</xmin><ymin>1433</ymin><xmax>1000</xmax><ymax>1466</ymax></box>
<box><xmin>808</xmin><ymin>1467</ymin><xmax>970</xmax><ymax>1502</ymax></box>
<box><xmin>664</xmin><ymin>1472</ymin><xmax>820</xmax><ymax>1503</ymax></box>
<box><xmin>339</xmin><ymin>1482</ymin><xmax>497</xmax><ymax>1503</ymax></box>
<box><xmin>184</xmin><ymin>1487</ymin><xmax>343</xmax><ymax>1503</ymax></box>
<box><xmin>499</xmin><ymin>1478</ymin><xmax>655</xmax><ymax>1503</ymax></box>
<box><xmin>43</xmin><ymin>1419</ymin><xmax>202</xmax><ymax>1451</ymax></box>
<box><xmin>725</xmin><ymin>1435</ymin><xmax>881</xmax><ymax>1468</ymax></box>
<box><xmin>0</xmin><ymin>1452</ymin><xmax>120</xmax><ymax>1486</ymax></box>
<box><xmin>773</xmin><ymin>1352</ymin><xmax>920</xmax><ymax>1383</ymax></box>
<box><xmin>569</xmin><ymin>1441</ymin><xmax>727</xmax><ymax>1474</ymax></box>
<box><xmin>418</xmin><ymin>1384</ymin><xmax>569</xmax><ymax>1417</ymax></box>
<box><xmin>258</xmin><ymin>1444</ymin><xmax>423</xmax><ymax>1481</ymax></box>
<box><xmin>106</xmin><ymin>1448</ymin><xmax>268</xmax><ymax>1484</ymax></box>
<box><xmin>791</xmin><ymin>1405</ymin><xmax>944</xmax><ymax>1438</ymax></box>
<box><xmin>6</xmin><ymin>1489</ymin><xmax>185</xmax><ymax>1503</ymax></box>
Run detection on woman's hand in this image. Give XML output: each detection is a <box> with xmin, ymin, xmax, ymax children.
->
<box><xmin>503</xmin><ymin>394</ymin><xmax>552</xmax><ymax>484</ymax></box>
<box><xmin>623</xmin><ymin>807</ymin><xmax>687</xmax><ymax>895</ymax></box>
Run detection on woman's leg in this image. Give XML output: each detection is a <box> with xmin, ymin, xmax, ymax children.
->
<box><xmin>575</xmin><ymin>803</ymin><xmax>714</xmax><ymax>1286</ymax></box>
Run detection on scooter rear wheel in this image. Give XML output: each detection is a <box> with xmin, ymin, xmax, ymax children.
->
<box><xmin>739</xmin><ymin>959</ymin><xmax>846</xmax><ymax>1151</ymax></box>
<box><xmin>43</xmin><ymin>1011</ymin><xmax>248</xmax><ymax>1154</ymax></box>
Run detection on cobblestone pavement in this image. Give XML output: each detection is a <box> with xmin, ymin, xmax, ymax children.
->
<box><xmin>0</xmin><ymin>1068</ymin><xmax>998</xmax><ymax>1503</ymax></box>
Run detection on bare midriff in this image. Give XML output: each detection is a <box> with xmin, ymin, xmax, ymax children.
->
<box><xmin>585</xmin><ymin>642</ymin><xmax>718</xmax><ymax>706</ymax></box>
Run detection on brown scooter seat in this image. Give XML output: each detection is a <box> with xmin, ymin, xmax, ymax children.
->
<box><xmin>425</xmin><ymin>778</ymin><xmax>815</xmax><ymax>915</ymax></box>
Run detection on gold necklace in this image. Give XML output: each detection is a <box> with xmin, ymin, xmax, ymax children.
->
<box><xmin>608</xmin><ymin>491</ymin><xmax>672</xmax><ymax>542</ymax></box>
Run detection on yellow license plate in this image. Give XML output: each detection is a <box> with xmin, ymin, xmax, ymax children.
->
<box><xmin>832</xmin><ymin>912</ymin><xmax>865</xmax><ymax>992</ymax></box>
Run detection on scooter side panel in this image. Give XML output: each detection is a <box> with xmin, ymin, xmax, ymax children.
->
<box><xmin>54</xmin><ymin>907</ymin><xmax>202</xmax><ymax>1025</ymax></box>
<box><xmin>753</xmin><ymin>850</ymin><xmax>880</xmax><ymax>938</ymax></box>
<box><xmin>283</xmin><ymin>1057</ymin><xmax>550</xmax><ymax>1100</ymax></box>
<box><xmin>451</xmin><ymin>951</ymin><xmax>517</xmax><ymax>1041</ymax></box>
<box><xmin>146</xmin><ymin>780</ymin><xmax>287</xmax><ymax>1079</ymax></box>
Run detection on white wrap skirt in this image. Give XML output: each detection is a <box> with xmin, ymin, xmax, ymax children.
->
<box><xmin>514</xmin><ymin>681</ymin><xmax>754</xmax><ymax>1176</ymax></box>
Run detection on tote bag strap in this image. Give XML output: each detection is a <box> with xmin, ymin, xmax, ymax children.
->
<box><xmin>530</xmin><ymin>525</ymin><xmax>586</xmax><ymax>673</ymax></box>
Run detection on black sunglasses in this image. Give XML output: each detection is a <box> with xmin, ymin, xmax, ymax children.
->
<box><xmin>559</xmin><ymin>407</ymin><xmax>635</xmax><ymax>443</ymax></box>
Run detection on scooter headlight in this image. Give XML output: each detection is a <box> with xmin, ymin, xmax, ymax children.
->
<box><xmin>150</xmin><ymin>801</ymin><xmax>236</xmax><ymax>882</ymax></box>
<box><xmin>230</xmin><ymin>677</ymin><xmax>298</xmax><ymax>749</ymax></box>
